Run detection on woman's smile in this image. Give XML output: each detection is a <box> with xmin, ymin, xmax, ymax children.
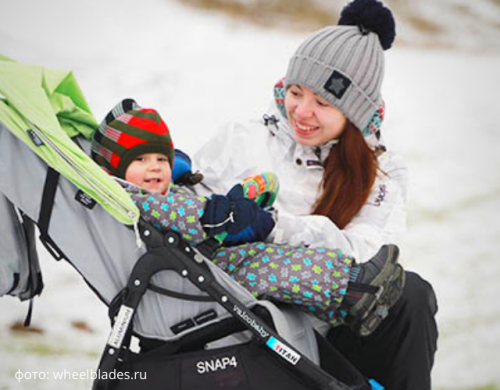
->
<box><xmin>294</xmin><ymin>120</ymin><xmax>320</xmax><ymax>136</ymax></box>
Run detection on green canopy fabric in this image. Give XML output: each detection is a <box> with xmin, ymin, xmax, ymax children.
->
<box><xmin>0</xmin><ymin>56</ymin><xmax>139</xmax><ymax>225</ymax></box>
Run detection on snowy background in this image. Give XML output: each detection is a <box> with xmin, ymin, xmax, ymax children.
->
<box><xmin>1</xmin><ymin>0</ymin><xmax>500</xmax><ymax>389</ymax></box>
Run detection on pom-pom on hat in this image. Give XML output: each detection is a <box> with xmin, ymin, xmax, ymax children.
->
<box><xmin>284</xmin><ymin>0</ymin><xmax>395</xmax><ymax>132</ymax></box>
<box><xmin>92</xmin><ymin>106</ymin><xmax>174</xmax><ymax>179</ymax></box>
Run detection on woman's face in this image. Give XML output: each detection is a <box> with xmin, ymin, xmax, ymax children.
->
<box><xmin>285</xmin><ymin>85</ymin><xmax>347</xmax><ymax>147</ymax></box>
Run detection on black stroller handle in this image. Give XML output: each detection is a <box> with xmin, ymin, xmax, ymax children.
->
<box><xmin>93</xmin><ymin>224</ymin><xmax>352</xmax><ymax>390</ymax></box>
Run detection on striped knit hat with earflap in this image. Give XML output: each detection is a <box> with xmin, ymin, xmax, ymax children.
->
<box><xmin>92</xmin><ymin>101</ymin><xmax>174</xmax><ymax>179</ymax></box>
<box><xmin>284</xmin><ymin>0</ymin><xmax>395</xmax><ymax>133</ymax></box>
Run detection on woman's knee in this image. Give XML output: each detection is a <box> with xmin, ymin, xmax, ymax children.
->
<box><xmin>400</xmin><ymin>271</ymin><xmax>438</xmax><ymax>316</ymax></box>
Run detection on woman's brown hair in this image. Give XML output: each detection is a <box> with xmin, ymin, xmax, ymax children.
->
<box><xmin>312</xmin><ymin>121</ymin><xmax>379</xmax><ymax>229</ymax></box>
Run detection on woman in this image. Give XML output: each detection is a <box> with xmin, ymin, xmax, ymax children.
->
<box><xmin>192</xmin><ymin>0</ymin><xmax>438</xmax><ymax>389</ymax></box>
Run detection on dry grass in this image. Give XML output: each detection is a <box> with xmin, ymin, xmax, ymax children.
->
<box><xmin>178</xmin><ymin>0</ymin><xmax>500</xmax><ymax>51</ymax></box>
<box><xmin>180</xmin><ymin>0</ymin><xmax>339</xmax><ymax>30</ymax></box>
<box><xmin>406</xmin><ymin>15</ymin><xmax>442</xmax><ymax>34</ymax></box>
<box><xmin>9</xmin><ymin>320</ymin><xmax>44</xmax><ymax>334</ymax></box>
<box><xmin>180</xmin><ymin>0</ymin><xmax>444</xmax><ymax>35</ymax></box>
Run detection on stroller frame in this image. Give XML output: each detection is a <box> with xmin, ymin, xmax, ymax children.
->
<box><xmin>93</xmin><ymin>221</ymin><xmax>354</xmax><ymax>390</ymax></box>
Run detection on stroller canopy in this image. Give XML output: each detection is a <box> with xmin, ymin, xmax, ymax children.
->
<box><xmin>0</xmin><ymin>55</ymin><xmax>139</xmax><ymax>225</ymax></box>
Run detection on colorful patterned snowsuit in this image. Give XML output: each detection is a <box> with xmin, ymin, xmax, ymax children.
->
<box><xmin>122</xmin><ymin>181</ymin><xmax>353</xmax><ymax>324</ymax></box>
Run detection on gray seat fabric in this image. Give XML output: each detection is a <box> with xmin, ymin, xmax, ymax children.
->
<box><xmin>0</xmin><ymin>192</ymin><xmax>41</xmax><ymax>299</ymax></box>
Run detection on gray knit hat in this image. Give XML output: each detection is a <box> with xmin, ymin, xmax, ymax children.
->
<box><xmin>284</xmin><ymin>0</ymin><xmax>395</xmax><ymax>131</ymax></box>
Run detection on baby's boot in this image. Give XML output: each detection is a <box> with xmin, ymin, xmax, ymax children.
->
<box><xmin>342</xmin><ymin>244</ymin><xmax>405</xmax><ymax>336</ymax></box>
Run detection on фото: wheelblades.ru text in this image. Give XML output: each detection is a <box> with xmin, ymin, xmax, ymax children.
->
<box><xmin>15</xmin><ymin>369</ymin><xmax>146</xmax><ymax>382</ymax></box>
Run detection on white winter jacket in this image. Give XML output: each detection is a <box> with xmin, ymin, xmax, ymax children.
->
<box><xmin>193</xmin><ymin>105</ymin><xmax>408</xmax><ymax>262</ymax></box>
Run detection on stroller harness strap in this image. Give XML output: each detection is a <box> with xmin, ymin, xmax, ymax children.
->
<box><xmin>148</xmin><ymin>283</ymin><xmax>215</xmax><ymax>303</ymax></box>
<box><xmin>38</xmin><ymin>167</ymin><xmax>66</xmax><ymax>261</ymax></box>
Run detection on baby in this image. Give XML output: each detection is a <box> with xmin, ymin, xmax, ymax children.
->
<box><xmin>91</xmin><ymin>103</ymin><xmax>404</xmax><ymax>335</ymax></box>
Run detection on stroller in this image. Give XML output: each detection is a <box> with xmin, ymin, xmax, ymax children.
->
<box><xmin>0</xmin><ymin>56</ymin><xmax>380</xmax><ymax>390</ymax></box>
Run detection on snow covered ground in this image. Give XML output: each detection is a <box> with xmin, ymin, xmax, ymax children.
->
<box><xmin>1</xmin><ymin>0</ymin><xmax>500</xmax><ymax>389</ymax></box>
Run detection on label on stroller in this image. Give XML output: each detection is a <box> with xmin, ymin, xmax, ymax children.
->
<box><xmin>182</xmin><ymin>350</ymin><xmax>247</xmax><ymax>389</ymax></box>
<box><xmin>232</xmin><ymin>305</ymin><xmax>269</xmax><ymax>339</ymax></box>
<box><xmin>171</xmin><ymin>318</ymin><xmax>196</xmax><ymax>335</ymax></box>
<box><xmin>266</xmin><ymin>337</ymin><xmax>301</xmax><ymax>366</ymax></box>
<box><xmin>194</xmin><ymin>309</ymin><xmax>217</xmax><ymax>325</ymax></box>
<box><xmin>27</xmin><ymin>130</ymin><xmax>44</xmax><ymax>147</ymax></box>
<box><xmin>171</xmin><ymin>310</ymin><xmax>218</xmax><ymax>335</ymax></box>
<box><xmin>75</xmin><ymin>190</ymin><xmax>97</xmax><ymax>209</ymax></box>
<box><xmin>107</xmin><ymin>306</ymin><xmax>134</xmax><ymax>348</ymax></box>
<box><xmin>196</xmin><ymin>355</ymin><xmax>238</xmax><ymax>374</ymax></box>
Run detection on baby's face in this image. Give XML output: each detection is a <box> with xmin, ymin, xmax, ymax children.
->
<box><xmin>125</xmin><ymin>153</ymin><xmax>171</xmax><ymax>194</ymax></box>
